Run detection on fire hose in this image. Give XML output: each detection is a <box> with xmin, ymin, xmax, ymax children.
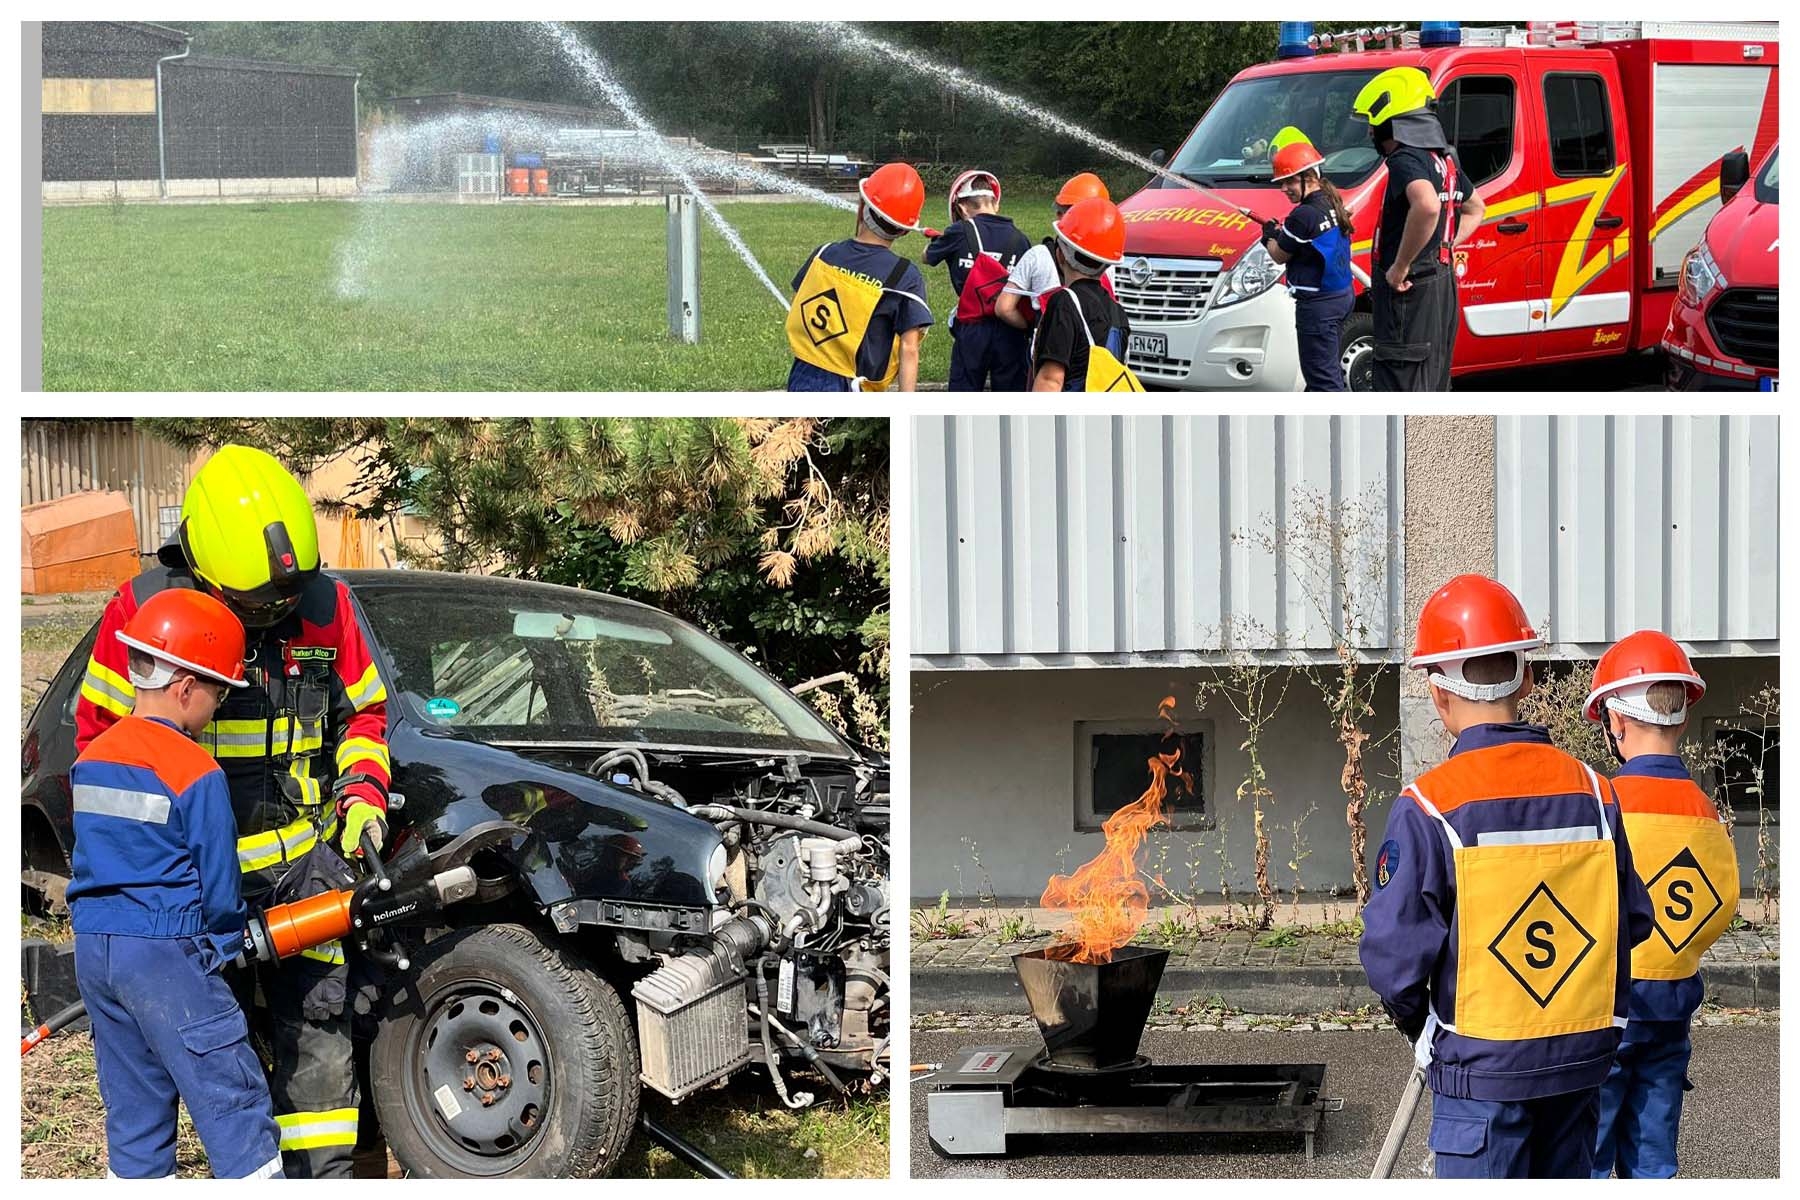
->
<box><xmin>21</xmin><ymin>820</ymin><xmax>525</xmax><ymax>1058</ymax></box>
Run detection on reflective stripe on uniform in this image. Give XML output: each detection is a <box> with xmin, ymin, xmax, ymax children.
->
<box><xmin>288</xmin><ymin>759</ymin><xmax>324</xmax><ymax>808</ymax></box>
<box><xmin>335</xmin><ymin>736</ymin><xmax>391</xmax><ymax>776</ymax></box>
<box><xmin>201</xmin><ymin>718</ymin><xmax>273</xmax><ymax>758</ymax></box>
<box><xmin>344</xmin><ymin>663</ymin><xmax>387</xmax><ymax>711</ymax></box>
<box><xmin>237</xmin><ymin>814</ymin><xmax>319</xmax><ymax>873</ymax></box>
<box><xmin>73</xmin><ymin>783</ymin><xmax>172</xmax><ymax>825</ymax></box>
<box><xmin>300</xmin><ymin>941</ymin><xmax>345</xmax><ymax>965</ymax></box>
<box><xmin>246</xmin><ymin>1153</ymin><xmax>284</xmax><ymax>1180</ymax></box>
<box><xmin>82</xmin><ymin>660</ymin><xmax>136</xmax><ymax>716</ymax></box>
<box><xmin>275</xmin><ymin>1108</ymin><xmax>359</xmax><ymax>1150</ymax></box>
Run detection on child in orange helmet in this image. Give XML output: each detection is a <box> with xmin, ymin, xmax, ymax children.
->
<box><xmin>1584</xmin><ymin>632</ymin><xmax>1738</xmax><ymax>1178</ymax></box>
<box><xmin>68</xmin><ymin>590</ymin><xmax>282</xmax><ymax>1178</ymax></box>
<box><xmin>786</xmin><ymin>162</ymin><xmax>933</xmax><ymax>391</ymax></box>
<box><xmin>925</xmin><ymin>169</ymin><xmax>1033</xmax><ymax>391</ymax></box>
<box><xmin>997</xmin><ymin>171</ymin><xmax>1116</xmax><ymax>332</ymax></box>
<box><xmin>1030</xmin><ymin>196</ymin><xmax>1141</xmax><ymax>392</ymax></box>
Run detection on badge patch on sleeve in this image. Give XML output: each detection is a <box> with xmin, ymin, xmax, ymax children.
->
<box><xmin>1376</xmin><ymin>839</ymin><xmax>1399</xmax><ymax>890</ymax></box>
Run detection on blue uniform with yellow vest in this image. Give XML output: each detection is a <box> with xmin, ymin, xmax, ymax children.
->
<box><xmin>68</xmin><ymin>715</ymin><xmax>283</xmax><ymax>1179</ymax></box>
<box><xmin>1591</xmin><ymin>755</ymin><xmax>1739</xmax><ymax>1177</ymax></box>
<box><xmin>1362</xmin><ymin>723</ymin><xmax>1656</xmax><ymax>1177</ymax></box>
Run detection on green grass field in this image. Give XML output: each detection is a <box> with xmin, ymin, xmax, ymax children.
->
<box><xmin>42</xmin><ymin>192</ymin><xmax>1063</xmax><ymax>391</ymax></box>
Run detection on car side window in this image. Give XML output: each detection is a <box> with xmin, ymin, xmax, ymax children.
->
<box><xmin>1439</xmin><ymin>75</ymin><xmax>1516</xmax><ymax>188</ymax></box>
<box><xmin>56</xmin><ymin>624</ymin><xmax>101</xmax><ymax>726</ymax></box>
<box><xmin>1544</xmin><ymin>72</ymin><xmax>1615</xmax><ymax>178</ymax></box>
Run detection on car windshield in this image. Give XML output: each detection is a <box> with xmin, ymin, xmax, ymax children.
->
<box><xmin>352</xmin><ymin>578</ymin><xmax>848</xmax><ymax>756</ymax></box>
<box><xmin>1163</xmin><ymin>70</ymin><xmax>1384</xmax><ymax>190</ymax></box>
<box><xmin>1756</xmin><ymin>147</ymin><xmax>1778</xmax><ymax>204</ymax></box>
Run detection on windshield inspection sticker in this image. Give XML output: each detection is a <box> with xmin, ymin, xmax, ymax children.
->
<box><xmin>425</xmin><ymin>697</ymin><xmax>462</xmax><ymax>721</ymax></box>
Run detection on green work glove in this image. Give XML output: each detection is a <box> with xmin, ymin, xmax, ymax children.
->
<box><xmin>339</xmin><ymin>801</ymin><xmax>387</xmax><ymax>859</ymax></box>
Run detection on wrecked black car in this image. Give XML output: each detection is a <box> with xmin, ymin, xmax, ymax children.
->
<box><xmin>22</xmin><ymin>570</ymin><xmax>891</xmax><ymax>1177</ymax></box>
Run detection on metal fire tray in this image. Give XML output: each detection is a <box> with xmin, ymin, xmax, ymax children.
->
<box><xmin>927</xmin><ymin>1044</ymin><xmax>1335</xmax><ymax>1160</ymax></box>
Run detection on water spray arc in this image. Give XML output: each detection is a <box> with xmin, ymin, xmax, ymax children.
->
<box><xmin>537</xmin><ymin>21</ymin><xmax>788</xmax><ymax>307</ymax></box>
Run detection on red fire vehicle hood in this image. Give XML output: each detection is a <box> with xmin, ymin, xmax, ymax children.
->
<box><xmin>1118</xmin><ymin>184</ymin><xmax>1275</xmax><ymax>263</ymax></box>
<box><xmin>1706</xmin><ymin>185</ymin><xmax>1778</xmax><ymax>290</ymax></box>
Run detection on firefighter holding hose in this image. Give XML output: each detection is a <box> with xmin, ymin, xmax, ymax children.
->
<box><xmin>1361</xmin><ymin>575</ymin><xmax>1654</xmax><ymax>1177</ymax></box>
<box><xmin>1351</xmin><ymin>67</ymin><xmax>1484</xmax><ymax>390</ymax></box>
<box><xmin>76</xmin><ymin>445</ymin><xmax>393</xmax><ymax>1178</ymax></box>
<box><xmin>1259</xmin><ymin>133</ymin><xmax>1355</xmax><ymax>391</ymax></box>
<box><xmin>925</xmin><ymin>169</ymin><xmax>1032</xmax><ymax>391</ymax></box>
<box><xmin>1585</xmin><ymin>633</ymin><xmax>1739</xmax><ymax>1177</ymax></box>
<box><xmin>786</xmin><ymin>161</ymin><xmax>934</xmax><ymax>391</ymax></box>
<box><xmin>67</xmin><ymin>589</ymin><xmax>283</xmax><ymax>1179</ymax></box>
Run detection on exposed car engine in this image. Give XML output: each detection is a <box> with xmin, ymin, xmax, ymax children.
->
<box><xmin>583</xmin><ymin>751</ymin><xmax>889</xmax><ymax>1106</ymax></box>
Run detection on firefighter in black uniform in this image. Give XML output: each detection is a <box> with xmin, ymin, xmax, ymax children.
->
<box><xmin>1352</xmin><ymin>67</ymin><xmax>1485</xmax><ymax>391</ymax></box>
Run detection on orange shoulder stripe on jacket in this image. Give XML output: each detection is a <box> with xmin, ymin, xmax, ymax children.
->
<box><xmin>1412</xmin><ymin>741</ymin><xmax>1599</xmax><ymax>814</ymax></box>
<box><xmin>1611</xmin><ymin>774</ymin><xmax>1718</xmax><ymax>820</ymax></box>
<box><xmin>81</xmin><ymin>715</ymin><xmax>220</xmax><ymax>796</ymax></box>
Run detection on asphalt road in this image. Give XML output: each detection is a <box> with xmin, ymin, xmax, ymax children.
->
<box><xmin>910</xmin><ymin>1024</ymin><xmax>1779</xmax><ymax>1178</ymax></box>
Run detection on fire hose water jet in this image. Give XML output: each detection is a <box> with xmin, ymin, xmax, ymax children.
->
<box><xmin>536</xmin><ymin>21</ymin><xmax>787</xmax><ymax>307</ymax></box>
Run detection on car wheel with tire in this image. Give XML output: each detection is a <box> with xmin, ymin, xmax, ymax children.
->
<box><xmin>1340</xmin><ymin>312</ymin><xmax>1376</xmax><ymax>392</ymax></box>
<box><xmin>371</xmin><ymin>923</ymin><xmax>639</xmax><ymax>1178</ymax></box>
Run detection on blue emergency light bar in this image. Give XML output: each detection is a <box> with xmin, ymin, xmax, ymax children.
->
<box><xmin>1277</xmin><ymin>22</ymin><xmax>1316</xmax><ymax>59</ymax></box>
<box><xmin>1420</xmin><ymin>22</ymin><xmax>1463</xmax><ymax>47</ymax></box>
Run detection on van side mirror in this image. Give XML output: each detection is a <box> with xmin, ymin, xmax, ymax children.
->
<box><xmin>1150</xmin><ymin>148</ymin><xmax>1167</xmax><ymax>167</ymax></box>
<box><xmin>1719</xmin><ymin>150</ymin><xmax>1750</xmax><ymax>205</ymax></box>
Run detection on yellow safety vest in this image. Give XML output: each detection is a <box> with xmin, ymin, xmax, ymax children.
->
<box><xmin>1410</xmin><ymin>762</ymin><xmax>1621</xmax><ymax>1041</ymax></box>
<box><xmin>1614</xmin><ymin>774</ymin><xmax>1740</xmax><ymax>981</ymax></box>
<box><xmin>1060</xmin><ymin>286</ymin><xmax>1145</xmax><ymax>392</ymax></box>
<box><xmin>785</xmin><ymin>246</ymin><xmax>925</xmax><ymax>391</ymax></box>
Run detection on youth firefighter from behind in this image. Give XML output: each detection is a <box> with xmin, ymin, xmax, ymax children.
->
<box><xmin>786</xmin><ymin>161</ymin><xmax>934</xmax><ymax>391</ymax></box>
<box><xmin>76</xmin><ymin>444</ymin><xmax>392</xmax><ymax>1178</ymax></box>
<box><xmin>1030</xmin><ymin>196</ymin><xmax>1143</xmax><ymax>392</ymax></box>
<box><xmin>1585</xmin><ymin>632</ymin><xmax>1738</xmax><ymax>1178</ymax></box>
<box><xmin>925</xmin><ymin>169</ymin><xmax>1032</xmax><ymax>391</ymax></box>
<box><xmin>1361</xmin><ymin>575</ymin><xmax>1653</xmax><ymax>1177</ymax></box>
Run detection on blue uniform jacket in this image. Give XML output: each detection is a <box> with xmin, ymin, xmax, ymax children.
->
<box><xmin>925</xmin><ymin>214</ymin><xmax>1031</xmax><ymax>297</ymax></box>
<box><xmin>1615</xmin><ymin>754</ymin><xmax>1709</xmax><ymax>1037</ymax></box>
<box><xmin>66</xmin><ymin>715</ymin><xmax>247</xmax><ymax>963</ymax></box>
<box><xmin>1274</xmin><ymin>191</ymin><xmax>1353</xmax><ymax>297</ymax></box>
<box><xmin>1361</xmin><ymin>723</ymin><xmax>1656</xmax><ymax>1100</ymax></box>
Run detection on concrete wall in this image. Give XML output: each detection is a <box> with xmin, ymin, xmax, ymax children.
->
<box><xmin>910</xmin><ymin>664</ymin><xmax>1402</xmax><ymax>903</ymax></box>
<box><xmin>42</xmin><ymin>177</ymin><xmax>356</xmax><ymax>203</ymax></box>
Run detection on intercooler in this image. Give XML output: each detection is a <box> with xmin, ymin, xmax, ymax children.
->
<box><xmin>633</xmin><ymin>942</ymin><xmax>755</xmax><ymax>1101</ymax></box>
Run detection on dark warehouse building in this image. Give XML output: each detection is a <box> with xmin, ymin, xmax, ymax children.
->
<box><xmin>42</xmin><ymin>21</ymin><xmax>360</xmax><ymax>201</ymax></box>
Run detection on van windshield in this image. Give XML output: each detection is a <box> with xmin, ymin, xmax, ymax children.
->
<box><xmin>1163</xmin><ymin>70</ymin><xmax>1384</xmax><ymax>190</ymax></box>
<box><xmin>1755</xmin><ymin>147</ymin><xmax>1778</xmax><ymax>204</ymax></box>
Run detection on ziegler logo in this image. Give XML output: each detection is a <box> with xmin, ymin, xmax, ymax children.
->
<box><xmin>370</xmin><ymin>901</ymin><xmax>420</xmax><ymax>924</ymax></box>
<box><xmin>1592</xmin><ymin>328</ymin><xmax>1623</xmax><ymax>346</ymax></box>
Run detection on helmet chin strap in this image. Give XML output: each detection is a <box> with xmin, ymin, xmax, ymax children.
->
<box><xmin>1602</xmin><ymin>717</ymin><xmax>1626</xmax><ymax>765</ymax></box>
<box><xmin>1425</xmin><ymin>652</ymin><xmax>1526</xmax><ymax>702</ymax></box>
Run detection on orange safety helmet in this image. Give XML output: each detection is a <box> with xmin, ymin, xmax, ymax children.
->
<box><xmin>1053</xmin><ymin>196</ymin><xmax>1128</xmax><ymax>267</ymax></box>
<box><xmin>1271</xmin><ymin>141</ymin><xmax>1326</xmax><ymax>183</ymax></box>
<box><xmin>859</xmin><ymin>162</ymin><xmax>926</xmax><ymax>235</ymax></box>
<box><xmin>1408</xmin><ymin>574</ymin><xmax>1542</xmax><ymax>701</ymax></box>
<box><xmin>117</xmin><ymin>589</ymin><xmax>250</xmax><ymax>689</ymax></box>
<box><xmin>948</xmin><ymin>168</ymin><xmax>1002</xmax><ymax>222</ymax></box>
<box><xmin>1584</xmin><ymin>630</ymin><xmax>1706</xmax><ymax>725</ymax></box>
<box><xmin>1055</xmin><ymin>171</ymin><xmax>1111</xmax><ymax>207</ymax></box>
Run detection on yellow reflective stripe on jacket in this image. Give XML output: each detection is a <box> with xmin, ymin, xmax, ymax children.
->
<box><xmin>200</xmin><ymin>718</ymin><xmax>323</xmax><ymax>759</ymax></box>
<box><xmin>275</xmin><ymin>1108</ymin><xmax>359</xmax><ymax>1150</ymax></box>
<box><xmin>237</xmin><ymin>815</ymin><xmax>318</xmax><ymax>874</ymax></box>
<box><xmin>344</xmin><ymin>662</ymin><xmax>387</xmax><ymax>711</ymax></box>
<box><xmin>300</xmin><ymin>941</ymin><xmax>346</xmax><ymax>965</ymax></box>
<box><xmin>287</xmin><ymin>758</ymin><xmax>324</xmax><ymax>808</ymax></box>
<box><xmin>336</xmin><ymin>736</ymin><xmax>391</xmax><ymax>776</ymax></box>
<box><xmin>82</xmin><ymin>660</ymin><xmax>136</xmax><ymax>716</ymax></box>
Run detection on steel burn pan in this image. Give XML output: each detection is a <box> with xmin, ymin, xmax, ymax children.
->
<box><xmin>1011</xmin><ymin>944</ymin><xmax>1169</xmax><ymax>1070</ymax></box>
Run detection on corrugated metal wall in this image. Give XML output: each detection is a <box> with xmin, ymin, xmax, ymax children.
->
<box><xmin>1496</xmin><ymin>415</ymin><xmax>1779</xmax><ymax>652</ymax></box>
<box><xmin>913</xmin><ymin>415</ymin><xmax>1404</xmax><ymax>664</ymax></box>
<box><xmin>21</xmin><ymin>420</ymin><xmax>200</xmax><ymax>553</ymax></box>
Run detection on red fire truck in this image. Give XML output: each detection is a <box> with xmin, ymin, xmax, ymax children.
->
<box><xmin>1117</xmin><ymin>21</ymin><xmax>1779</xmax><ymax>390</ymax></box>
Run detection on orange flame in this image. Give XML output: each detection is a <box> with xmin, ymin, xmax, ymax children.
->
<box><xmin>1040</xmin><ymin>695</ymin><xmax>1187</xmax><ymax>963</ymax></box>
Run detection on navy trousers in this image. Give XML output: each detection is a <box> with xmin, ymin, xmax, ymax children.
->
<box><xmin>76</xmin><ymin>932</ymin><xmax>282</xmax><ymax>1179</ymax></box>
<box><xmin>1430</xmin><ymin>1088</ymin><xmax>1600</xmax><ymax>1178</ymax></box>
<box><xmin>948</xmin><ymin>319</ymin><xmax>1030</xmax><ymax>392</ymax></box>
<box><xmin>1294</xmin><ymin>290</ymin><xmax>1353</xmax><ymax>391</ymax></box>
<box><xmin>1592</xmin><ymin>1022</ymin><xmax>1693</xmax><ymax>1177</ymax></box>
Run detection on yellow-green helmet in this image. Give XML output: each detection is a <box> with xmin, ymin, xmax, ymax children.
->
<box><xmin>179</xmin><ymin>444</ymin><xmax>319</xmax><ymax>627</ymax></box>
<box><xmin>1352</xmin><ymin>67</ymin><xmax>1437</xmax><ymax>126</ymax></box>
<box><xmin>1269</xmin><ymin>126</ymin><xmax>1313</xmax><ymax>153</ymax></box>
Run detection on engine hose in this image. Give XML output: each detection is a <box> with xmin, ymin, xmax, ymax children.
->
<box><xmin>754</xmin><ymin>957</ymin><xmax>812</xmax><ymax>1109</ymax></box>
<box><xmin>641</xmin><ymin>779</ymin><xmax>690</xmax><ymax>811</ymax></box>
<box><xmin>589</xmin><ymin>748</ymin><xmax>651</xmax><ymax>782</ymax></box>
<box><xmin>689</xmin><ymin>804</ymin><xmax>862</xmax><ymax>849</ymax></box>
<box><xmin>757</xmin><ymin>1006</ymin><xmax>850</xmax><ymax>1095</ymax></box>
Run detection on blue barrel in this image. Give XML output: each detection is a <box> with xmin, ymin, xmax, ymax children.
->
<box><xmin>514</xmin><ymin>153</ymin><xmax>543</xmax><ymax>168</ymax></box>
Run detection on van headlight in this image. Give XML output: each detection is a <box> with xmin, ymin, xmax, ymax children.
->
<box><xmin>1679</xmin><ymin>243</ymin><xmax>1726</xmax><ymax>307</ymax></box>
<box><xmin>1213</xmin><ymin>241</ymin><xmax>1284</xmax><ymax>308</ymax></box>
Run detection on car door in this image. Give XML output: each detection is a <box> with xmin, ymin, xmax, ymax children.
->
<box><xmin>1436</xmin><ymin>61</ymin><xmax>1541</xmax><ymax>373</ymax></box>
<box><xmin>1529</xmin><ymin>59</ymin><xmax>1636</xmax><ymax>362</ymax></box>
